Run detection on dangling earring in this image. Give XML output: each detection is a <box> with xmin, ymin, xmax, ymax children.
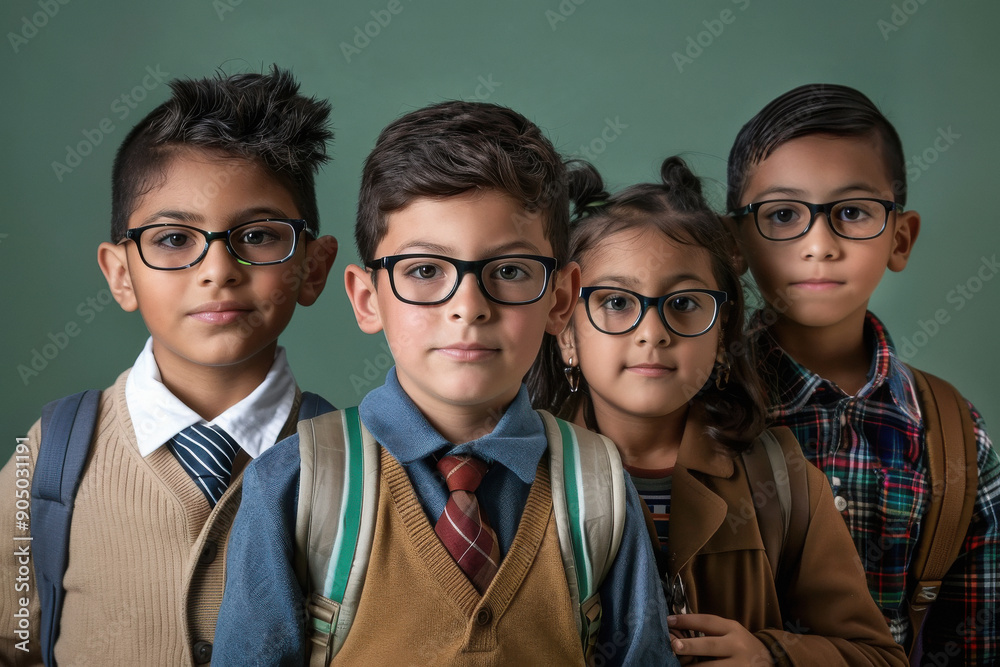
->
<box><xmin>564</xmin><ymin>356</ymin><xmax>581</xmax><ymax>393</ymax></box>
<box><xmin>714</xmin><ymin>351</ymin><xmax>731</xmax><ymax>391</ymax></box>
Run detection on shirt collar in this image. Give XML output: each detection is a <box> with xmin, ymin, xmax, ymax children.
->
<box><xmin>751</xmin><ymin>310</ymin><xmax>921</xmax><ymax>424</ymax></box>
<box><xmin>358</xmin><ymin>367</ymin><xmax>547</xmax><ymax>484</ymax></box>
<box><xmin>125</xmin><ymin>337</ymin><xmax>297</xmax><ymax>458</ymax></box>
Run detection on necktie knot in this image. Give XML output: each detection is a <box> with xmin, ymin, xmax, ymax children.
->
<box><xmin>169</xmin><ymin>423</ymin><xmax>239</xmax><ymax>508</ymax></box>
<box><xmin>437</xmin><ymin>455</ymin><xmax>488</xmax><ymax>493</ymax></box>
<box><xmin>434</xmin><ymin>454</ymin><xmax>499</xmax><ymax>593</ymax></box>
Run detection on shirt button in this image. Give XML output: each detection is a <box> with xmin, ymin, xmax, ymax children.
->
<box><xmin>475</xmin><ymin>608</ymin><xmax>493</xmax><ymax>626</ymax></box>
<box><xmin>198</xmin><ymin>541</ymin><xmax>218</xmax><ymax>565</ymax></box>
<box><xmin>834</xmin><ymin>496</ymin><xmax>848</xmax><ymax>512</ymax></box>
<box><xmin>193</xmin><ymin>641</ymin><xmax>212</xmax><ymax>664</ymax></box>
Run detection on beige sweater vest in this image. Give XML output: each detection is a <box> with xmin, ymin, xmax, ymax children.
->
<box><xmin>334</xmin><ymin>448</ymin><xmax>584</xmax><ymax>665</ymax></box>
<box><xmin>0</xmin><ymin>370</ymin><xmax>301</xmax><ymax>666</ymax></box>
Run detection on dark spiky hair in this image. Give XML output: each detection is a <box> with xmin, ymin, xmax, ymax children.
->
<box><xmin>110</xmin><ymin>65</ymin><xmax>333</xmax><ymax>241</ymax></box>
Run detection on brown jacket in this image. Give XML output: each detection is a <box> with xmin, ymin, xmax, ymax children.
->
<box><xmin>666</xmin><ymin>415</ymin><xmax>907</xmax><ymax>666</ymax></box>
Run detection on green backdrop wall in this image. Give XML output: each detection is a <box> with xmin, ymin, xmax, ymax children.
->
<box><xmin>3</xmin><ymin>0</ymin><xmax>998</xmax><ymax>463</ymax></box>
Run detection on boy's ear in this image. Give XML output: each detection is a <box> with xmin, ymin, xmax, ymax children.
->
<box><xmin>545</xmin><ymin>261</ymin><xmax>582</xmax><ymax>336</ymax></box>
<box><xmin>721</xmin><ymin>215</ymin><xmax>749</xmax><ymax>275</ymax></box>
<box><xmin>97</xmin><ymin>242</ymin><xmax>138</xmax><ymax>312</ymax></box>
<box><xmin>344</xmin><ymin>263</ymin><xmax>385</xmax><ymax>334</ymax></box>
<box><xmin>296</xmin><ymin>235</ymin><xmax>338</xmax><ymax>306</ymax></box>
<box><xmin>887</xmin><ymin>209</ymin><xmax>921</xmax><ymax>272</ymax></box>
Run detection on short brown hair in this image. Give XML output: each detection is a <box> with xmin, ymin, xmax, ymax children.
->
<box><xmin>355</xmin><ymin>101</ymin><xmax>568</xmax><ymax>264</ymax></box>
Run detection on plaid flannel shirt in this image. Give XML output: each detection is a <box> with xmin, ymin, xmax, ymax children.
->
<box><xmin>752</xmin><ymin>311</ymin><xmax>999</xmax><ymax>664</ymax></box>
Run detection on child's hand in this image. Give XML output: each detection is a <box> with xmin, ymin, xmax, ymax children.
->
<box><xmin>667</xmin><ymin>614</ymin><xmax>772</xmax><ymax>666</ymax></box>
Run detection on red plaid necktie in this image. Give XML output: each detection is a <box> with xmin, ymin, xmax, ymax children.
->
<box><xmin>435</xmin><ymin>455</ymin><xmax>501</xmax><ymax>593</ymax></box>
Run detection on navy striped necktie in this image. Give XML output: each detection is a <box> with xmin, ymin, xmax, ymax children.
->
<box><xmin>168</xmin><ymin>423</ymin><xmax>240</xmax><ymax>507</ymax></box>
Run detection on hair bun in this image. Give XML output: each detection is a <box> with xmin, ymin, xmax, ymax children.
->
<box><xmin>566</xmin><ymin>159</ymin><xmax>611</xmax><ymax>219</ymax></box>
<box><xmin>659</xmin><ymin>156</ymin><xmax>708</xmax><ymax>212</ymax></box>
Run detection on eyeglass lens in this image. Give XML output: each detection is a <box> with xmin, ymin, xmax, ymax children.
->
<box><xmin>389</xmin><ymin>255</ymin><xmax>550</xmax><ymax>304</ymax></box>
<box><xmin>755</xmin><ymin>199</ymin><xmax>888</xmax><ymax>240</ymax></box>
<box><xmin>136</xmin><ymin>220</ymin><xmax>298</xmax><ymax>269</ymax></box>
<box><xmin>586</xmin><ymin>289</ymin><xmax>719</xmax><ymax>335</ymax></box>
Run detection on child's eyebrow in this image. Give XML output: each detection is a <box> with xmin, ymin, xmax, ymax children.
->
<box><xmin>138</xmin><ymin>206</ymin><xmax>292</xmax><ymax>227</ymax></box>
<box><xmin>391</xmin><ymin>240</ymin><xmax>546</xmax><ymax>257</ymax></box>
<box><xmin>750</xmin><ymin>183</ymin><xmax>885</xmax><ymax>200</ymax></box>
<box><xmin>588</xmin><ymin>273</ymin><xmax>710</xmax><ymax>289</ymax></box>
<box><xmin>140</xmin><ymin>209</ymin><xmax>203</xmax><ymax>226</ymax></box>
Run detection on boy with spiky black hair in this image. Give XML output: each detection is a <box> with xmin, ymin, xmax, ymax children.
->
<box><xmin>0</xmin><ymin>66</ymin><xmax>337</xmax><ymax>665</ymax></box>
<box><xmin>728</xmin><ymin>83</ymin><xmax>998</xmax><ymax>664</ymax></box>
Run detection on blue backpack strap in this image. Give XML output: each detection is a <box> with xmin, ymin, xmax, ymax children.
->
<box><xmin>297</xmin><ymin>391</ymin><xmax>336</xmax><ymax>420</ymax></box>
<box><xmin>32</xmin><ymin>389</ymin><xmax>102</xmax><ymax>667</ymax></box>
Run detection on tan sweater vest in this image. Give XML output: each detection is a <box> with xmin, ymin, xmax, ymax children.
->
<box><xmin>0</xmin><ymin>370</ymin><xmax>301</xmax><ymax>666</ymax></box>
<box><xmin>334</xmin><ymin>448</ymin><xmax>584</xmax><ymax>665</ymax></box>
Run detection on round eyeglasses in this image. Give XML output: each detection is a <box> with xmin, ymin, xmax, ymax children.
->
<box><xmin>366</xmin><ymin>254</ymin><xmax>559</xmax><ymax>306</ymax></box>
<box><xmin>580</xmin><ymin>286</ymin><xmax>728</xmax><ymax>337</ymax></box>
<box><xmin>730</xmin><ymin>198</ymin><xmax>896</xmax><ymax>241</ymax></box>
<box><xmin>121</xmin><ymin>218</ymin><xmax>308</xmax><ymax>270</ymax></box>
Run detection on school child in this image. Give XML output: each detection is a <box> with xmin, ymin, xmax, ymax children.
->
<box><xmin>0</xmin><ymin>66</ymin><xmax>338</xmax><ymax>666</ymax></box>
<box><xmin>213</xmin><ymin>101</ymin><xmax>678</xmax><ymax>666</ymax></box>
<box><xmin>530</xmin><ymin>156</ymin><xmax>908</xmax><ymax>665</ymax></box>
<box><xmin>726</xmin><ymin>83</ymin><xmax>999</xmax><ymax>663</ymax></box>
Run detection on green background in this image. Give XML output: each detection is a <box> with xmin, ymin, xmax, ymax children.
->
<box><xmin>2</xmin><ymin>0</ymin><xmax>998</xmax><ymax>463</ymax></box>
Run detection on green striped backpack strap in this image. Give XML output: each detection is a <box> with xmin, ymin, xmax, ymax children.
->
<box><xmin>294</xmin><ymin>407</ymin><xmax>380</xmax><ymax>667</ymax></box>
<box><xmin>538</xmin><ymin>409</ymin><xmax>626</xmax><ymax>660</ymax></box>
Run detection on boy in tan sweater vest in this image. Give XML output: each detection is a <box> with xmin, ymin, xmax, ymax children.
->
<box><xmin>214</xmin><ymin>101</ymin><xmax>679</xmax><ymax>665</ymax></box>
<box><xmin>0</xmin><ymin>66</ymin><xmax>337</xmax><ymax>666</ymax></box>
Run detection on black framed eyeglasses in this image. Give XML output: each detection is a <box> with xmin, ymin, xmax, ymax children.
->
<box><xmin>580</xmin><ymin>286</ymin><xmax>728</xmax><ymax>337</ymax></box>
<box><xmin>365</xmin><ymin>253</ymin><xmax>559</xmax><ymax>306</ymax></box>
<box><xmin>730</xmin><ymin>198</ymin><xmax>897</xmax><ymax>241</ymax></box>
<box><xmin>120</xmin><ymin>218</ymin><xmax>309</xmax><ymax>270</ymax></box>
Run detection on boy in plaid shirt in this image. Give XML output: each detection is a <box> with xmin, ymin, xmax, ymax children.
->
<box><xmin>727</xmin><ymin>83</ymin><xmax>998</xmax><ymax>664</ymax></box>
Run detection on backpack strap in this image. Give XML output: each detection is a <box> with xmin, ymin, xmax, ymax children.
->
<box><xmin>294</xmin><ymin>407</ymin><xmax>379</xmax><ymax>667</ymax></box>
<box><xmin>905</xmin><ymin>366</ymin><xmax>978</xmax><ymax>657</ymax></box>
<box><xmin>538</xmin><ymin>409</ymin><xmax>626</xmax><ymax>660</ymax></box>
<box><xmin>740</xmin><ymin>427</ymin><xmax>809</xmax><ymax>589</ymax></box>
<box><xmin>32</xmin><ymin>389</ymin><xmax>102</xmax><ymax>667</ymax></box>
<box><xmin>297</xmin><ymin>391</ymin><xmax>336</xmax><ymax>421</ymax></box>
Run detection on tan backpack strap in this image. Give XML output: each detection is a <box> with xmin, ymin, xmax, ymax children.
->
<box><xmin>538</xmin><ymin>409</ymin><xmax>626</xmax><ymax>660</ymax></box>
<box><xmin>741</xmin><ymin>431</ymin><xmax>785</xmax><ymax>581</ymax></box>
<box><xmin>905</xmin><ymin>367</ymin><xmax>978</xmax><ymax>656</ymax></box>
<box><xmin>770</xmin><ymin>427</ymin><xmax>810</xmax><ymax>594</ymax></box>
<box><xmin>295</xmin><ymin>407</ymin><xmax>380</xmax><ymax>666</ymax></box>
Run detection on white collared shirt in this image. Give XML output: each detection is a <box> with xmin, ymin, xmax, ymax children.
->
<box><xmin>125</xmin><ymin>337</ymin><xmax>297</xmax><ymax>459</ymax></box>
